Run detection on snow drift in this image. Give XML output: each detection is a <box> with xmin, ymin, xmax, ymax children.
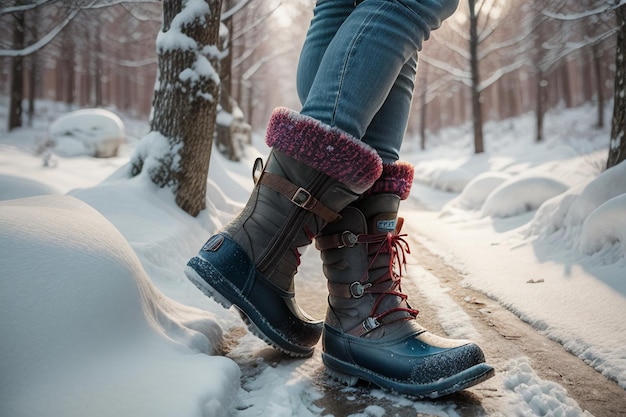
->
<box><xmin>0</xmin><ymin>195</ymin><xmax>239</xmax><ymax>417</ymax></box>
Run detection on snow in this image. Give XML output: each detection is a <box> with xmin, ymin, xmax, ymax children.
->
<box><xmin>503</xmin><ymin>359</ymin><xmax>593</xmax><ymax>417</ymax></box>
<box><xmin>0</xmin><ymin>194</ymin><xmax>239</xmax><ymax>417</ymax></box>
<box><xmin>0</xmin><ymin>99</ymin><xmax>624</xmax><ymax>416</ymax></box>
<box><xmin>48</xmin><ymin>108</ymin><xmax>125</xmax><ymax>157</ymax></box>
<box><xmin>404</xmin><ymin>104</ymin><xmax>626</xmax><ymax>393</ymax></box>
<box><xmin>155</xmin><ymin>0</ymin><xmax>221</xmax><ymax>97</ymax></box>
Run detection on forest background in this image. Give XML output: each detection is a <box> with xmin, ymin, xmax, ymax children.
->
<box><xmin>1</xmin><ymin>0</ymin><xmax>625</xmax><ymax>215</ymax></box>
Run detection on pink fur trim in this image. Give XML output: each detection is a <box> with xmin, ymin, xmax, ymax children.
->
<box><xmin>265</xmin><ymin>107</ymin><xmax>382</xmax><ymax>194</ymax></box>
<box><xmin>365</xmin><ymin>161</ymin><xmax>414</xmax><ymax>200</ymax></box>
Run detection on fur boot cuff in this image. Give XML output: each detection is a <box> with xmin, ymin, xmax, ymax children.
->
<box><xmin>265</xmin><ymin>107</ymin><xmax>382</xmax><ymax>194</ymax></box>
<box><xmin>364</xmin><ymin>160</ymin><xmax>414</xmax><ymax>200</ymax></box>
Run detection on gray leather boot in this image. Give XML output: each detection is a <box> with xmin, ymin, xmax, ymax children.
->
<box><xmin>186</xmin><ymin>108</ymin><xmax>382</xmax><ymax>357</ymax></box>
<box><xmin>317</xmin><ymin>161</ymin><xmax>494</xmax><ymax>397</ymax></box>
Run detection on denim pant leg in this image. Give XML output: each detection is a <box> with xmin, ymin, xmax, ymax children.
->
<box><xmin>296</xmin><ymin>0</ymin><xmax>458</xmax><ymax>162</ymax></box>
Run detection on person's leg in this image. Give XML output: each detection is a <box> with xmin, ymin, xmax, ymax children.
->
<box><xmin>297</xmin><ymin>0</ymin><xmax>494</xmax><ymax>397</ymax></box>
<box><xmin>298</xmin><ymin>0</ymin><xmax>456</xmax><ymax>160</ymax></box>
<box><xmin>296</xmin><ymin>0</ymin><xmax>353</xmax><ymax>106</ymax></box>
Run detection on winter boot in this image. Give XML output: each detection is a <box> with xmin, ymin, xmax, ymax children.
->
<box><xmin>186</xmin><ymin>108</ymin><xmax>383</xmax><ymax>357</ymax></box>
<box><xmin>316</xmin><ymin>161</ymin><xmax>494</xmax><ymax>398</ymax></box>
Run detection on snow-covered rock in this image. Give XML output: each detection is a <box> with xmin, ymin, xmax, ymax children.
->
<box><xmin>446</xmin><ymin>171</ymin><xmax>511</xmax><ymax>211</ymax></box>
<box><xmin>48</xmin><ymin>109</ymin><xmax>126</xmax><ymax>158</ymax></box>
<box><xmin>481</xmin><ymin>176</ymin><xmax>569</xmax><ymax>218</ymax></box>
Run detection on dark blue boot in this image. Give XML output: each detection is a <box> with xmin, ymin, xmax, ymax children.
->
<box><xmin>186</xmin><ymin>108</ymin><xmax>382</xmax><ymax>357</ymax></box>
<box><xmin>316</xmin><ymin>161</ymin><xmax>494</xmax><ymax>397</ymax></box>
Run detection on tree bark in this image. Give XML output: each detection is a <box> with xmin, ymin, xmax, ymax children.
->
<box><xmin>132</xmin><ymin>0</ymin><xmax>223</xmax><ymax>217</ymax></box>
<box><xmin>26</xmin><ymin>6</ymin><xmax>40</xmax><ymax>127</ymax></box>
<box><xmin>216</xmin><ymin>9</ymin><xmax>237</xmax><ymax>161</ymax></box>
<box><xmin>608</xmin><ymin>5</ymin><xmax>626</xmax><ymax>169</ymax></box>
<box><xmin>63</xmin><ymin>32</ymin><xmax>75</xmax><ymax>110</ymax></box>
<box><xmin>468</xmin><ymin>0</ymin><xmax>484</xmax><ymax>154</ymax></box>
<box><xmin>535</xmin><ymin>72</ymin><xmax>547</xmax><ymax>142</ymax></box>
<box><xmin>8</xmin><ymin>9</ymin><xmax>25</xmax><ymax>131</ymax></box>
<box><xmin>592</xmin><ymin>43</ymin><xmax>604</xmax><ymax>129</ymax></box>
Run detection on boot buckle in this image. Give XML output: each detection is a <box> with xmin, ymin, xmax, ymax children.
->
<box><xmin>362</xmin><ymin>316</ymin><xmax>380</xmax><ymax>332</ymax></box>
<box><xmin>350</xmin><ymin>281</ymin><xmax>372</xmax><ymax>298</ymax></box>
<box><xmin>291</xmin><ymin>187</ymin><xmax>313</xmax><ymax>209</ymax></box>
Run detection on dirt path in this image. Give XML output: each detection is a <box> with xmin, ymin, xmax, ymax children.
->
<box><xmin>402</xmin><ymin>233</ymin><xmax>626</xmax><ymax>416</ymax></box>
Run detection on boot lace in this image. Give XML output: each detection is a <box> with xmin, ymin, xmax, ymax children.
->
<box><xmin>360</xmin><ymin>225</ymin><xmax>419</xmax><ymax>327</ymax></box>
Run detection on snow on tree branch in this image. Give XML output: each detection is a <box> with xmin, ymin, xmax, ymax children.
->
<box><xmin>478</xmin><ymin>58</ymin><xmax>527</xmax><ymax>92</ymax></box>
<box><xmin>221</xmin><ymin>0</ymin><xmax>252</xmax><ymax>21</ymax></box>
<box><xmin>542</xmin><ymin>2</ymin><xmax>615</xmax><ymax>20</ymax></box>
<box><xmin>0</xmin><ymin>0</ymin><xmax>54</xmax><ymax>14</ymax></box>
<box><xmin>419</xmin><ymin>54</ymin><xmax>471</xmax><ymax>86</ymax></box>
<box><xmin>0</xmin><ymin>8</ymin><xmax>80</xmax><ymax>57</ymax></box>
<box><xmin>157</xmin><ymin>0</ymin><xmax>212</xmax><ymax>52</ymax></box>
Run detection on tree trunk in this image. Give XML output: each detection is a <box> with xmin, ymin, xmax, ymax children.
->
<box><xmin>132</xmin><ymin>0</ymin><xmax>223</xmax><ymax>217</ymax></box>
<box><xmin>26</xmin><ymin>7</ymin><xmax>40</xmax><ymax>127</ymax></box>
<box><xmin>418</xmin><ymin>61</ymin><xmax>429</xmax><ymax>150</ymax></box>
<box><xmin>94</xmin><ymin>21</ymin><xmax>103</xmax><ymax>107</ymax></box>
<box><xmin>63</xmin><ymin>32</ymin><xmax>75</xmax><ymax>110</ymax></box>
<box><xmin>536</xmin><ymin>72</ymin><xmax>547</xmax><ymax>142</ymax></box>
<box><xmin>559</xmin><ymin>63</ymin><xmax>573</xmax><ymax>108</ymax></box>
<box><xmin>27</xmin><ymin>53</ymin><xmax>38</xmax><ymax>127</ymax></box>
<box><xmin>592</xmin><ymin>43</ymin><xmax>604</xmax><ymax>129</ymax></box>
<box><xmin>8</xmin><ymin>9</ymin><xmax>25</xmax><ymax>131</ymax></box>
<box><xmin>468</xmin><ymin>0</ymin><xmax>484</xmax><ymax>154</ymax></box>
<box><xmin>216</xmin><ymin>11</ymin><xmax>238</xmax><ymax>161</ymax></box>
<box><xmin>608</xmin><ymin>5</ymin><xmax>626</xmax><ymax>169</ymax></box>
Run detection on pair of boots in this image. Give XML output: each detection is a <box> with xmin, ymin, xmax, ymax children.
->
<box><xmin>186</xmin><ymin>108</ymin><xmax>494</xmax><ymax>399</ymax></box>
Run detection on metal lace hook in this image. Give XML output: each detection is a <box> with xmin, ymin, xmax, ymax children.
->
<box><xmin>252</xmin><ymin>157</ymin><xmax>264</xmax><ymax>185</ymax></box>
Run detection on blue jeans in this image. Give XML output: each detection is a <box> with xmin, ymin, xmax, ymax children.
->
<box><xmin>296</xmin><ymin>0</ymin><xmax>458</xmax><ymax>162</ymax></box>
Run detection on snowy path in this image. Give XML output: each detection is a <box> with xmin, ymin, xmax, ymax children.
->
<box><xmin>401</xmin><ymin>202</ymin><xmax>626</xmax><ymax>417</ymax></box>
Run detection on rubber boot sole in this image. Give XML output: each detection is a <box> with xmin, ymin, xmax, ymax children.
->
<box><xmin>322</xmin><ymin>351</ymin><xmax>495</xmax><ymax>399</ymax></box>
<box><xmin>185</xmin><ymin>264</ymin><xmax>316</xmax><ymax>358</ymax></box>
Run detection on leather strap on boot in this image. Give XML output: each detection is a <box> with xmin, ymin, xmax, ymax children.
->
<box><xmin>259</xmin><ymin>171</ymin><xmax>340</xmax><ymax>223</ymax></box>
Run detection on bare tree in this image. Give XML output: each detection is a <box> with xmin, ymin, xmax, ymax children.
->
<box><xmin>130</xmin><ymin>0</ymin><xmax>224</xmax><ymax>216</ymax></box>
<box><xmin>540</xmin><ymin>0</ymin><xmax>614</xmax><ymax>129</ymax></box>
<box><xmin>215</xmin><ymin>0</ymin><xmax>238</xmax><ymax>161</ymax></box>
<box><xmin>422</xmin><ymin>0</ymin><xmax>529</xmax><ymax>153</ymax></box>
<box><xmin>468</xmin><ymin>0</ymin><xmax>484</xmax><ymax>153</ymax></box>
<box><xmin>215</xmin><ymin>0</ymin><xmax>278</xmax><ymax>159</ymax></box>
<box><xmin>8</xmin><ymin>1</ymin><xmax>25</xmax><ymax>131</ymax></box>
<box><xmin>537</xmin><ymin>0</ymin><xmax>622</xmax><ymax>167</ymax></box>
<box><xmin>608</xmin><ymin>2</ymin><xmax>626</xmax><ymax>168</ymax></box>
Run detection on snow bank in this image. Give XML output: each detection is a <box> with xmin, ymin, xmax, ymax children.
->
<box><xmin>445</xmin><ymin>171</ymin><xmax>511</xmax><ymax>211</ymax></box>
<box><xmin>49</xmin><ymin>108</ymin><xmax>126</xmax><ymax>157</ymax></box>
<box><xmin>0</xmin><ymin>173</ymin><xmax>61</xmax><ymax>199</ymax></box>
<box><xmin>530</xmin><ymin>160</ymin><xmax>626</xmax><ymax>260</ymax></box>
<box><xmin>0</xmin><ymin>195</ymin><xmax>239</xmax><ymax>417</ymax></box>
<box><xmin>581</xmin><ymin>194</ymin><xmax>626</xmax><ymax>257</ymax></box>
<box><xmin>566</xmin><ymin>160</ymin><xmax>626</xmax><ymax>225</ymax></box>
<box><xmin>481</xmin><ymin>176</ymin><xmax>569</xmax><ymax>218</ymax></box>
